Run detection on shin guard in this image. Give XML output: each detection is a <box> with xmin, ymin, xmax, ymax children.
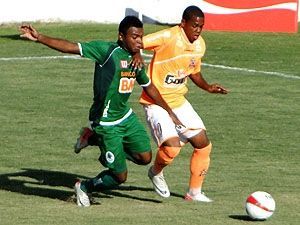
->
<box><xmin>189</xmin><ymin>143</ymin><xmax>212</xmax><ymax>190</ymax></box>
<box><xmin>153</xmin><ymin>146</ymin><xmax>181</xmax><ymax>174</ymax></box>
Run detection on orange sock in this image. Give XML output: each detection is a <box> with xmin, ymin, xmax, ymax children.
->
<box><xmin>152</xmin><ymin>146</ymin><xmax>181</xmax><ymax>174</ymax></box>
<box><xmin>189</xmin><ymin>143</ymin><xmax>212</xmax><ymax>193</ymax></box>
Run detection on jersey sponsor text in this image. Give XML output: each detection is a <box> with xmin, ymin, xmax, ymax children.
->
<box><xmin>119</xmin><ymin>78</ymin><xmax>135</xmax><ymax>93</ymax></box>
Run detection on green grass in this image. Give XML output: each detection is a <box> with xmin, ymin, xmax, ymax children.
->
<box><xmin>0</xmin><ymin>23</ymin><xmax>299</xmax><ymax>225</ymax></box>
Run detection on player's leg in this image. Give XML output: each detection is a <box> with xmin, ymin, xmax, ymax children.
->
<box><xmin>74</xmin><ymin>122</ymin><xmax>98</xmax><ymax>153</ymax></box>
<box><xmin>143</xmin><ymin>104</ymin><xmax>181</xmax><ymax>198</ymax></box>
<box><xmin>75</xmin><ymin>124</ymin><xmax>128</xmax><ymax>206</ymax></box>
<box><xmin>174</xmin><ymin>101</ymin><xmax>212</xmax><ymax>202</ymax></box>
<box><xmin>185</xmin><ymin>130</ymin><xmax>212</xmax><ymax>202</ymax></box>
<box><xmin>75</xmin><ymin>168</ymin><xmax>128</xmax><ymax>207</ymax></box>
<box><xmin>122</xmin><ymin>113</ymin><xmax>152</xmax><ymax>165</ymax></box>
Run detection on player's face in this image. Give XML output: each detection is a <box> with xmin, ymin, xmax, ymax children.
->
<box><xmin>120</xmin><ymin>27</ymin><xmax>144</xmax><ymax>54</ymax></box>
<box><xmin>181</xmin><ymin>15</ymin><xmax>204</xmax><ymax>43</ymax></box>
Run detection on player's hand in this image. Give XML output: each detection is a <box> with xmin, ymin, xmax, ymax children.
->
<box><xmin>19</xmin><ymin>24</ymin><xmax>39</xmax><ymax>41</ymax></box>
<box><xmin>208</xmin><ymin>84</ymin><xmax>228</xmax><ymax>94</ymax></box>
<box><xmin>130</xmin><ymin>51</ymin><xmax>145</xmax><ymax>70</ymax></box>
<box><xmin>175</xmin><ymin>124</ymin><xmax>188</xmax><ymax>134</ymax></box>
<box><xmin>169</xmin><ymin>112</ymin><xmax>184</xmax><ymax>127</ymax></box>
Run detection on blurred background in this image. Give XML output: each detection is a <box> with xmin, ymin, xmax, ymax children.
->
<box><xmin>1</xmin><ymin>0</ymin><xmax>299</xmax><ymax>33</ymax></box>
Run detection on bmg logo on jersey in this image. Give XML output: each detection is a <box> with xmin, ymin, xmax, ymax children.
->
<box><xmin>119</xmin><ymin>68</ymin><xmax>136</xmax><ymax>93</ymax></box>
<box><xmin>119</xmin><ymin>77</ymin><xmax>135</xmax><ymax>93</ymax></box>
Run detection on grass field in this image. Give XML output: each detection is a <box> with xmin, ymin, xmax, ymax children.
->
<box><xmin>0</xmin><ymin>23</ymin><xmax>299</xmax><ymax>225</ymax></box>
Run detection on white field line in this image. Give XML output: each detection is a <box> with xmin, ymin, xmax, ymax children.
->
<box><xmin>201</xmin><ymin>63</ymin><xmax>300</xmax><ymax>80</ymax></box>
<box><xmin>1</xmin><ymin>55</ymin><xmax>299</xmax><ymax>80</ymax></box>
<box><xmin>0</xmin><ymin>55</ymin><xmax>82</xmax><ymax>60</ymax></box>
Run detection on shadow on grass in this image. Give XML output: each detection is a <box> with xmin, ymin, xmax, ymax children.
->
<box><xmin>0</xmin><ymin>168</ymin><xmax>168</xmax><ymax>204</ymax></box>
<box><xmin>0</xmin><ymin>168</ymin><xmax>87</xmax><ymax>202</ymax></box>
<box><xmin>0</xmin><ymin>34</ymin><xmax>22</xmax><ymax>40</ymax></box>
<box><xmin>229</xmin><ymin>215</ymin><xmax>259</xmax><ymax>222</ymax></box>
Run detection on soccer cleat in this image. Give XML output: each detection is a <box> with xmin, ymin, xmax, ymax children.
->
<box><xmin>74</xmin><ymin>181</ymin><xmax>91</xmax><ymax>207</ymax></box>
<box><xmin>148</xmin><ymin>166</ymin><xmax>170</xmax><ymax>198</ymax></box>
<box><xmin>74</xmin><ymin>127</ymin><xmax>93</xmax><ymax>154</ymax></box>
<box><xmin>184</xmin><ymin>192</ymin><xmax>213</xmax><ymax>202</ymax></box>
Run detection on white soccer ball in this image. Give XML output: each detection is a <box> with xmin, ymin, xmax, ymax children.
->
<box><xmin>245</xmin><ymin>191</ymin><xmax>276</xmax><ymax>220</ymax></box>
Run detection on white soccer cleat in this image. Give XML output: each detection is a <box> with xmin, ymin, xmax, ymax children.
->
<box><xmin>148</xmin><ymin>166</ymin><xmax>170</xmax><ymax>198</ymax></box>
<box><xmin>74</xmin><ymin>181</ymin><xmax>91</xmax><ymax>207</ymax></box>
<box><xmin>184</xmin><ymin>192</ymin><xmax>213</xmax><ymax>202</ymax></box>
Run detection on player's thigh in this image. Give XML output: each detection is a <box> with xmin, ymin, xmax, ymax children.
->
<box><xmin>173</xmin><ymin>100</ymin><xmax>206</xmax><ymax>140</ymax></box>
<box><xmin>94</xmin><ymin>125</ymin><xmax>127</xmax><ymax>174</ymax></box>
<box><xmin>143</xmin><ymin>104</ymin><xmax>179</xmax><ymax>146</ymax></box>
<box><xmin>122</xmin><ymin>113</ymin><xmax>151</xmax><ymax>155</ymax></box>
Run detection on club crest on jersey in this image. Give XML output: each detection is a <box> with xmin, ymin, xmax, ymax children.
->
<box><xmin>120</xmin><ymin>60</ymin><xmax>128</xmax><ymax>68</ymax></box>
<box><xmin>189</xmin><ymin>58</ymin><xmax>196</xmax><ymax>69</ymax></box>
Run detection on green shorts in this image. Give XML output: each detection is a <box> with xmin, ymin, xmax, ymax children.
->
<box><xmin>93</xmin><ymin>112</ymin><xmax>151</xmax><ymax>174</ymax></box>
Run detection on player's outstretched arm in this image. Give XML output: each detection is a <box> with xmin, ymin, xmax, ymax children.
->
<box><xmin>143</xmin><ymin>83</ymin><xmax>183</xmax><ymax>126</ymax></box>
<box><xmin>19</xmin><ymin>24</ymin><xmax>80</xmax><ymax>55</ymax></box>
<box><xmin>190</xmin><ymin>72</ymin><xmax>228</xmax><ymax>94</ymax></box>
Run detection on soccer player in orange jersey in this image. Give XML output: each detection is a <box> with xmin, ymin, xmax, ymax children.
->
<box><xmin>74</xmin><ymin>5</ymin><xmax>228</xmax><ymax>202</ymax></box>
<box><xmin>141</xmin><ymin>5</ymin><xmax>228</xmax><ymax>202</ymax></box>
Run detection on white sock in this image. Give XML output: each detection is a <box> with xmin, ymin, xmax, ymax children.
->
<box><xmin>189</xmin><ymin>188</ymin><xmax>201</xmax><ymax>196</ymax></box>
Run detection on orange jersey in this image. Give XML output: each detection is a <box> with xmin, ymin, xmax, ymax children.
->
<box><xmin>140</xmin><ymin>25</ymin><xmax>206</xmax><ymax>108</ymax></box>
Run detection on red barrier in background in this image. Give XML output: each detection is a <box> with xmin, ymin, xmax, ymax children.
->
<box><xmin>202</xmin><ymin>0</ymin><xmax>298</xmax><ymax>33</ymax></box>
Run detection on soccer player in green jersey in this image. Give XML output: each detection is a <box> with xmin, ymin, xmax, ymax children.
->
<box><xmin>19</xmin><ymin>16</ymin><xmax>181</xmax><ymax>207</ymax></box>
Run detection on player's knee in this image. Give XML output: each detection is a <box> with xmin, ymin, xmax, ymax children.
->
<box><xmin>133</xmin><ymin>151</ymin><xmax>152</xmax><ymax>165</ymax></box>
<box><xmin>139</xmin><ymin>156</ymin><xmax>152</xmax><ymax>165</ymax></box>
<box><xmin>189</xmin><ymin>130</ymin><xmax>210</xmax><ymax>149</ymax></box>
<box><xmin>163</xmin><ymin>137</ymin><xmax>181</xmax><ymax>147</ymax></box>
<box><xmin>162</xmin><ymin>146</ymin><xmax>181</xmax><ymax>159</ymax></box>
<box><xmin>115</xmin><ymin>171</ymin><xmax>128</xmax><ymax>184</ymax></box>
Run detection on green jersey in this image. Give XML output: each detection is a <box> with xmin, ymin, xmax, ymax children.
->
<box><xmin>79</xmin><ymin>41</ymin><xmax>150</xmax><ymax>125</ymax></box>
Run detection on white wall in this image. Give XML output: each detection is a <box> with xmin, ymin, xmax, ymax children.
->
<box><xmin>0</xmin><ymin>0</ymin><xmax>131</xmax><ymax>24</ymax></box>
<box><xmin>1</xmin><ymin>0</ymin><xmax>299</xmax><ymax>24</ymax></box>
<box><xmin>0</xmin><ymin>0</ymin><xmax>190</xmax><ymax>24</ymax></box>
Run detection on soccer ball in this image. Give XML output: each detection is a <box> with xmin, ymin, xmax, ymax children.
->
<box><xmin>245</xmin><ymin>191</ymin><xmax>276</xmax><ymax>220</ymax></box>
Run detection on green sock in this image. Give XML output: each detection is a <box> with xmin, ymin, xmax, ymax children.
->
<box><xmin>81</xmin><ymin>170</ymin><xmax>121</xmax><ymax>192</ymax></box>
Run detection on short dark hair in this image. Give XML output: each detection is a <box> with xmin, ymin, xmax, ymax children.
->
<box><xmin>118</xmin><ymin>16</ymin><xmax>143</xmax><ymax>35</ymax></box>
<box><xmin>182</xmin><ymin>5</ymin><xmax>204</xmax><ymax>21</ymax></box>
